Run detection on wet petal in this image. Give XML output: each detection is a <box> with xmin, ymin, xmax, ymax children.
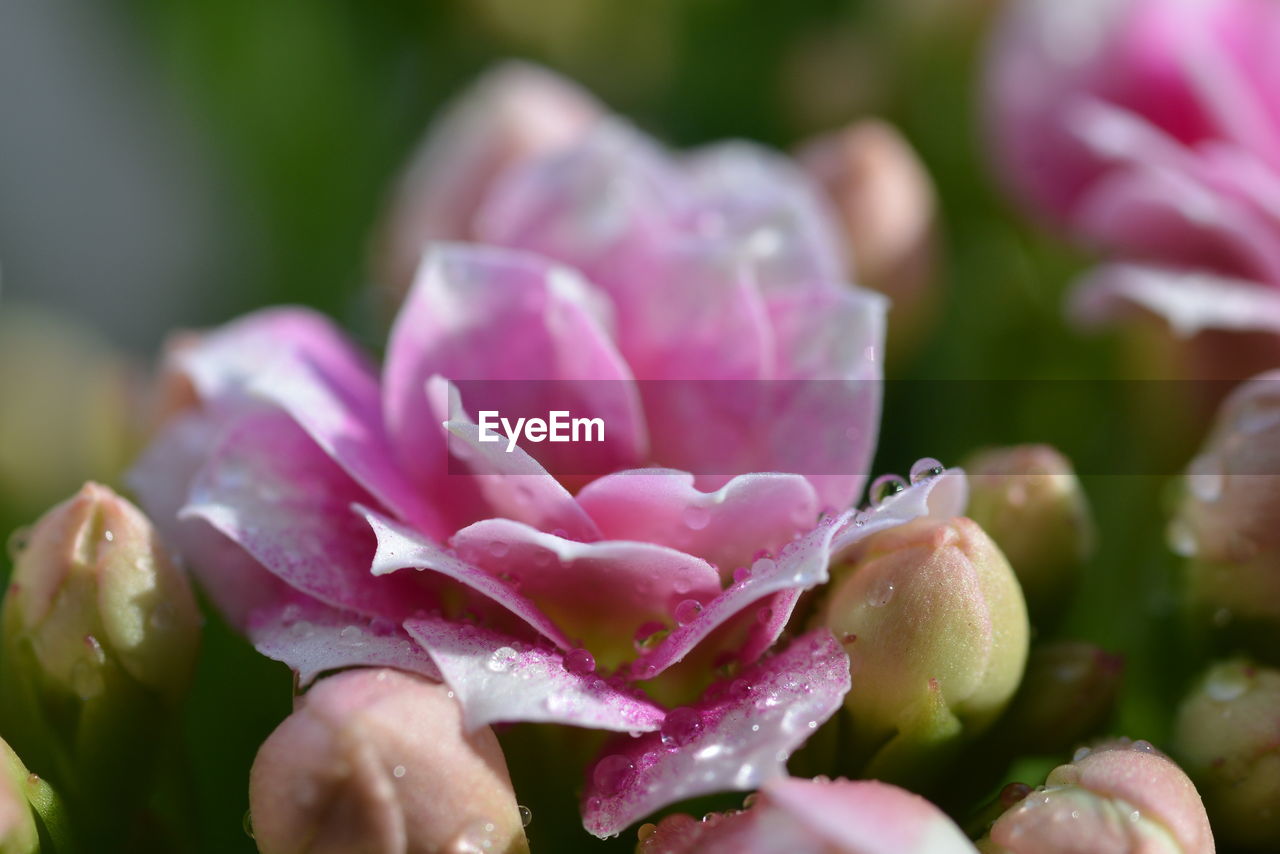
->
<box><xmin>574</xmin><ymin>470</ymin><xmax>821</xmax><ymax>581</ymax></box>
<box><xmin>450</xmin><ymin>517</ymin><xmax>721</xmax><ymax>662</ymax></box>
<box><xmin>250</xmin><ymin>351</ymin><xmax>448</xmax><ymax>539</ymax></box>
<box><xmin>179</xmin><ymin>411</ymin><xmax>420</xmax><ymax>620</ymax></box>
<box><xmin>362</xmin><ymin>507</ymin><xmax>572</xmax><ymax>649</ymax></box>
<box><xmin>436</xmin><ymin>378</ymin><xmax>603</xmax><ymax>541</ymax></box>
<box><xmin>581</xmin><ymin>629</ymin><xmax>850</xmax><ymax>838</ymax></box>
<box><xmin>382</xmin><ymin>244</ymin><xmax>644</xmax><ymax>526</ymax></box>
<box><xmin>404</xmin><ymin>616</ymin><xmax>665</xmax><ymax>733</ymax></box>
<box><xmin>248</xmin><ymin>600</ymin><xmax>442</xmax><ymax>686</ymax></box>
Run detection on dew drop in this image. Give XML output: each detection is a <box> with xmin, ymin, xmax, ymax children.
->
<box><xmin>488</xmin><ymin>541</ymin><xmax>510</xmax><ymax>558</ymax></box>
<box><xmin>683</xmin><ymin>506</ymin><xmax>711</xmax><ymax>531</ymax></box>
<box><xmin>487</xmin><ymin>646</ymin><xmax>518</xmax><ymax>672</ymax></box>
<box><xmin>660</xmin><ymin>707</ymin><xmax>704</xmax><ymax>748</ymax></box>
<box><xmin>242</xmin><ymin>810</ymin><xmax>255</xmax><ymax>839</ymax></box>
<box><xmin>102</xmin><ymin>529</ymin><xmax>115</xmax><ymax>543</ymax></box>
<box><xmin>593</xmin><ymin>755</ymin><xmax>636</xmax><ymax>797</ymax></box>
<box><xmin>1073</xmin><ymin>746</ymin><xmax>1092</xmax><ymax>762</ymax></box>
<box><xmin>339</xmin><ymin>625</ymin><xmax>366</xmax><ymax>646</ymax></box>
<box><xmin>909</xmin><ymin>457</ymin><xmax>944</xmax><ymax>483</ymax></box>
<box><xmin>564</xmin><ymin>647</ymin><xmax>596</xmax><ymax>676</ymax></box>
<box><xmin>869</xmin><ymin>474</ymin><xmax>908</xmax><ymax>505</ymax></box>
<box><xmin>393</xmin><ymin>765</ymin><xmax>406</xmax><ymax>778</ymax></box>
<box><xmin>674</xmin><ymin>599</ymin><xmax>704</xmax><ymax>625</ymax></box>
<box><xmin>868</xmin><ymin>578</ymin><xmax>896</xmax><ymax>607</ymax></box>
<box><xmin>518</xmin><ymin>805</ymin><xmax>533</xmax><ymax>828</ymax></box>
<box><xmin>732</xmin><ymin>567</ymin><xmax>752</xmax><ymax>584</ymax></box>
<box><xmin>633</xmin><ymin>621</ymin><xmax>670</xmax><ymax>651</ymax></box>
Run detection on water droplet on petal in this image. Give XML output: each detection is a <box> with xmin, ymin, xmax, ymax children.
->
<box><xmin>563</xmin><ymin>648</ymin><xmax>596</xmax><ymax>676</ymax></box>
<box><xmin>593</xmin><ymin>755</ymin><xmax>636</xmax><ymax>797</ymax></box>
<box><xmin>518</xmin><ymin>805</ymin><xmax>532</xmax><ymax>828</ymax></box>
<box><xmin>242</xmin><ymin>810</ymin><xmax>255</xmax><ymax>839</ymax></box>
<box><xmin>660</xmin><ymin>707</ymin><xmax>704</xmax><ymax>748</ymax></box>
<box><xmin>339</xmin><ymin>625</ymin><xmax>366</xmax><ymax>647</ymax></box>
<box><xmin>633</xmin><ymin>621</ymin><xmax>670</xmax><ymax>651</ymax></box>
<box><xmin>487</xmin><ymin>646</ymin><xmax>518</xmax><ymax>672</ymax></box>
<box><xmin>392</xmin><ymin>764</ymin><xmax>406</xmax><ymax>778</ymax></box>
<box><xmin>869</xmin><ymin>578</ymin><xmax>896</xmax><ymax>607</ymax></box>
<box><xmin>683</xmin><ymin>506</ymin><xmax>711</xmax><ymax>531</ymax></box>
<box><xmin>732</xmin><ymin>567</ymin><xmax>752</xmax><ymax>584</ymax></box>
<box><xmin>869</xmin><ymin>474</ymin><xmax>908</xmax><ymax>505</ymax></box>
<box><xmin>674</xmin><ymin>599</ymin><xmax>703</xmax><ymax>625</ymax></box>
<box><xmin>488</xmin><ymin>541</ymin><xmax>510</xmax><ymax>558</ymax></box>
<box><xmin>909</xmin><ymin>457</ymin><xmax>944</xmax><ymax>483</ymax></box>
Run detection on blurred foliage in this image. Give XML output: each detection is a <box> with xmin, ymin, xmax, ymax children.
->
<box><xmin>0</xmin><ymin>0</ymin><xmax>1229</xmax><ymax>850</ymax></box>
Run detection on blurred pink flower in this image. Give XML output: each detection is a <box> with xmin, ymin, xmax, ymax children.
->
<box><xmin>986</xmin><ymin>0</ymin><xmax>1280</xmax><ymax>350</ymax></box>
<box><xmin>132</xmin><ymin>64</ymin><xmax>966</xmax><ymax>834</ymax></box>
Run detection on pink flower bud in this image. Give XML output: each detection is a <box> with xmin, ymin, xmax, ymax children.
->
<box><xmin>373</xmin><ymin>62</ymin><xmax>601</xmax><ymax>299</ymax></box>
<box><xmin>1169</xmin><ymin>371</ymin><xmax>1280</xmax><ymax>642</ymax></box>
<box><xmin>1174</xmin><ymin>659</ymin><xmax>1280</xmax><ymax>849</ymax></box>
<box><xmin>636</xmin><ymin>777</ymin><xmax>975</xmax><ymax>854</ymax></box>
<box><xmin>983</xmin><ymin>740</ymin><xmax>1215</xmax><ymax>854</ymax></box>
<box><xmin>965</xmin><ymin>445</ymin><xmax>1093</xmax><ymax>625</ymax></box>
<box><xmin>249</xmin><ymin>668</ymin><xmax>529</xmax><ymax>854</ymax></box>
<box><xmin>821</xmin><ymin>517</ymin><xmax>1029</xmax><ymax>781</ymax></box>
<box><xmin>3</xmin><ymin>483</ymin><xmax>200</xmax><ymax>706</ymax></box>
<box><xmin>797</xmin><ymin>120</ymin><xmax>939</xmax><ymax>358</ymax></box>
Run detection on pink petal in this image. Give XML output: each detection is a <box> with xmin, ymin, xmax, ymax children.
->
<box><xmin>249</xmin><ymin>351</ymin><xmax>449</xmax><ymax>540</ymax></box>
<box><xmin>829</xmin><ymin>467</ymin><xmax>970</xmax><ymax>558</ymax></box>
<box><xmin>361</xmin><ymin>507</ymin><xmax>572</xmax><ymax>650</ymax></box>
<box><xmin>382</xmin><ymin>244</ymin><xmax>644</xmax><ymax>526</ymax></box>
<box><xmin>574</xmin><ymin>470</ymin><xmax>821</xmax><ymax>582</ymax></box>
<box><xmin>131</xmin><ymin>413</ymin><xmax>301</xmax><ymax>628</ymax></box>
<box><xmin>679</xmin><ymin>140</ymin><xmax>848</xmax><ymax>297</ymax></box>
<box><xmin>626</xmin><ymin>514</ymin><xmax>844</xmax><ymax>681</ymax></box>
<box><xmin>581</xmin><ymin>629</ymin><xmax>850</xmax><ymax>838</ymax></box>
<box><xmin>175</xmin><ymin>307</ymin><xmax>371</xmax><ymax>412</ymax></box>
<box><xmin>626</xmin><ymin>468</ymin><xmax>966</xmax><ymax>681</ymax></box>
<box><xmin>376</xmin><ymin>62</ymin><xmax>601</xmax><ymax>289</ymax></box>
<box><xmin>179</xmin><ymin>411</ymin><xmax>420</xmax><ymax>620</ymax></box>
<box><xmin>248</xmin><ymin>600</ymin><xmax>442</xmax><ymax>686</ymax></box>
<box><xmin>449</xmin><ymin>517</ymin><xmax>722</xmax><ymax>660</ymax></box>
<box><xmin>403</xmin><ymin>616</ymin><xmax>665</xmax><ymax>733</ymax></box>
<box><xmin>1070</xmin><ymin>262</ymin><xmax>1280</xmax><ymax>336</ymax></box>
<box><xmin>1074</xmin><ymin>157</ymin><xmax>1280</xmax><ymax>284</ymax></box>
<box><xmin>435</xmin><ymin>377</ymin><xmax>603</xmax><ymax>541</ymax></box>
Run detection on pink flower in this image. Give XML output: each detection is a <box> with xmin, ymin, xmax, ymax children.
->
<box><xmin>985</xmin><ymin>0</ymin><xmax>1280</xmax><ymax>348</ymax></box>
<box><xmin>637</xmin><ymin>777</ymin><xmax>976</xmax><ymax>854</ymax></box>
<box><xmin>132</xmin><ymin>65</ymin><xmax>966</xmax><ymax>834</ymax></box>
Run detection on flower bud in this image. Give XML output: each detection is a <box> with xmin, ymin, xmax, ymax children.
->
<box><xmin>1174</xmin><ymin>659</ymin><xmax>1280</xmax><ymax>849</ymax></box>
<box><xmin>1169</xmin><ymin>371</ymin><xmax>1280</xmax><ymax>650</ymax></box>
<box><xmin>636</xmin><ymin>777</ymin><xmax>975</xmax><ymax>854</ymax></box>
<box><xmin>821</xmin><ymin>517</ymin><xmax>1029</xmax><ymax>784</ymax></box>
<box><xmin>797</xmin><ymin>120</ymin><xmax>938</xmax><ymax>359</ymax></box>
<box><xmin>1000</xmin><ymin>641</ymin><xmax>1123</xmax><ymax>756</ymax></box>
<box><xmin>0</xmin><ymin>738</ymin><xmax>38</xmax><ymax>854</ymax></box>
<box><xmin>250</xmin><ymin>668</ymin><xmax>529</xmax><ymax>854</ymax></box>
<box><xmin>980</xmin><ymin>740</ymin><xmax>1215</xmax><ymax>854</ymax></box>
<box><xmin>1</xmin><ymin>483</ymin><xmax>200</xmax><ymax>817</ymax></box>
<box><xmin>964</xmin><ymin>445</ymin><xmax>1093</xmax><ymax>626</ymax></box>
